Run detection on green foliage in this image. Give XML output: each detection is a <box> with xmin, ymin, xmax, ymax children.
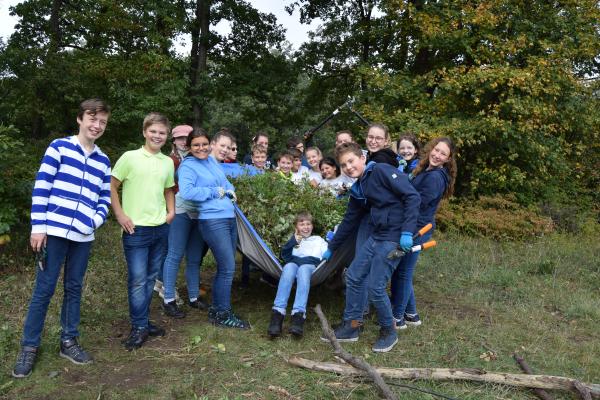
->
<box><xmin>436</xmin><ymin>195</ymin><xmax>554</xmax><ymax>240</ymax></box>
<box><xmin>233</xmin><ymin>173</ymin><xmax>346</xmax><ymax>253</ymax></box>
<box><xmin>0</xmin><ymin>125</ymin><xmax>37</xmax><ymax>235</ymax></box>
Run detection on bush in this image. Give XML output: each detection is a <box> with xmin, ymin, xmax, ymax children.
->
<box><xmin>0</xmin><ymin>125</ymin><xmax>38</xmax><ymax>238</ymax></box>
<box><xmin>436</xmin><ymin>195</ymin><xmax>554</xmax><ymax>240</ymax></box>
<box><xmin>233</xmin><ymin>173</ymin><xmax>347</xmax><ymax>253</ymax></box>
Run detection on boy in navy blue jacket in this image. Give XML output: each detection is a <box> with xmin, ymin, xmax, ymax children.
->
<box><xmin>322</xmin><ymin>142</ymin><xmax>420</xmax><ymax>353</ymax></box>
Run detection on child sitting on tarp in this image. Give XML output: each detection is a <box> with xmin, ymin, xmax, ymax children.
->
<box><xmin>267</xmin><ymin>211</ymin><xmax>328</xmax><ymax>338</ymax></box>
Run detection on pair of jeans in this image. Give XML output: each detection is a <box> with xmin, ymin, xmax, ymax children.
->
<box><xmin>343</xmin><ymin>236</ymin><xmax>399</xmax><ymax>328</ymax></box>
<box><xmin>122</xmin><ymin>224</ymin><xmax>169</xmax><ymax>329</ymax></box>
<box><xmin>162</xmin><ymin>213</ymin><xmax>205</xmax><ymax>302</ymax></box>
<box><xmin>198</xmin><ymin>218</ymin><xmax>237</xmax><ymax>312</ymax></box>
<box><xmin>390</xmin><ymin>231</ymin><xmax>432</xmax><ymax>318</ymax></box>
<box><xmin>21</xmin><ymin>235</ymin><xmax>92</xmax><ymax>348</ymax></box>
<box><xmin>272</xmin><ymin>262</ymin><xmax>316</xmax><ymax>315</ymax></box>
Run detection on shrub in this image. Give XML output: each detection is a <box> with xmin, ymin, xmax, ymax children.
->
<box><xmin>233</xmin><ymin>173</ymin><xmax>347</xmax><ymax>253</ymax></box>
<box><xmin>436</xmin><ymin>195</ymin><xmax>554</xmax><ymax>240</ymax></box>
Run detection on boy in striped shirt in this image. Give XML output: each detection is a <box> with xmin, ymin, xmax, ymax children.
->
<box><xmin>13</xmin><ymin>99</ymin><xmax>112</xmax><ymax>378</ymax></box>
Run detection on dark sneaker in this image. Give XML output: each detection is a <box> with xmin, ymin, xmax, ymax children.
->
<box><xmin>372</xmin><ymin>326</ymin><xmax>398</xmax><ymax>353</ymax></box>
<box><xmin>212</xmin><ymin>310</ymin><xmax>251</xmax><ymax>330</ymax></box>
<box><xmin>163</xmin><ymin>300</ymin><xmax>185</xmax><ymax>318</ymax></box>
<box><xmin>289</xmin><ymin>313</ymin><xmax>305</xmax><ymax>337</ymax></box>
<box><xmin>148</xmin><ymin>322</ymin><xmax>165</xmax><ymax>337</ymax></box>
<box><xmin>188</xmin><ymin>298</ymin><xmax>209</xmax><ymax>311</ymax></box>
<box><xmin>208</xmin><ymin>307</ymin><xmax>217</xmax><ymax>323</ymax></box>
<box><xmin>123</xmin><ymin>327</ymin><xmax>149</xmax><ymax>351</ymax></box>
<box><xmin>404</xmin><ymin>313</ymin><xmax>422</xmax><ymax>326</ymax></box>
<box><xmin>12</xmin><ymin>346</ymin><xmax>37</xmax><ymax>378</ymax></box>
<box><xmin>394</xmin><ymin>317</ymin><xmax>407</xmax><ymax>330</ymax></box>
<box><xmin>267</xmin><ymin>310</ymin><xmax>284</xmax><ymax>338</ymax></box>
<box><xmin>59</xmin><ymin>338</ymin><xmax>93</xmax><ymax>365</ymax></box>
<box><xmin>321</xmin><ymin>320</ymin><xmax>361</xmax><ymax>343</ymax></box>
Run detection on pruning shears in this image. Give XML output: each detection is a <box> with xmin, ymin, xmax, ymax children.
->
<box><xmin>387</xmin><ymin>223</ymin><xmax>437</xmax><ymax>260</ymax></box>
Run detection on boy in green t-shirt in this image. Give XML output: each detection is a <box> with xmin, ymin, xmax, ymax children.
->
<box><xmin>111</xmin><ymin>112</ymin><xmax>175</xmax><ymax>351</ymax></box>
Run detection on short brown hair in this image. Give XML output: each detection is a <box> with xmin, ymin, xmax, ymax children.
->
<box><xmin>335</xmin><ymin>130</ymin><xmax>353</xmax><ymax>142</ymax></box>
<box><xmin>288</xmin><ymin>148</ymin><xmax>302</xmax><ymax>159</ymax></box>
<box><xmin>335</xmin><ymin>142</ymin><xmax>363</xmax><ymax>161</ymax></box>
<box><xmin>212</xmin><ymin>129</ymin><xmax>235</xmax><ymax>144</ymax></box>
<box><xmin>143</xmin><ymin>112</ymin><xmax>171</xmax><ymax>132</ymax></box>
<box><xmin>251</xmin><ymin>144</ymin><xmax>267</xmax><ymax>156</ymax></box>
<box><xmin>294</xmin><ymin>211</ymin><xmax>313</xmax><ymax>225</ymax></box>
<box><xmin>78</xmin><ymin>98</ymin><xmax>110</xmax><ymax>119</ymax></box>
<box><xmin>277</xmin><ymin>151</ymin><xmax>294</xmax><ymax>163</ymax></box>
<box><xmin>367</xmin><ymin>123</ymin><xmax>390</xmax><ymax>140</ymax></box>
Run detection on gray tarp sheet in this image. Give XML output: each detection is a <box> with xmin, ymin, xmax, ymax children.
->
<box><xmin>234</xmin><ymin>203</ymin><xmax>355</xmax><ymax>286</ymax></box>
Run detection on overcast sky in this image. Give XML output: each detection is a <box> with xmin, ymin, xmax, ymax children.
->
<box><xmin>0</xmin><ymin>0</ymin><xmax>319</xmax><ymax>49</ymax></box>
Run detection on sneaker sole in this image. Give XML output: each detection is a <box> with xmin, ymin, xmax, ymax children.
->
<box><xmin>405</xmin><ymin>320</ymin><xmax>422</xmax><ymax>326</ymax></box>
<box><xmin>394</xmin><ymin>319</ymin><xmax>408</xmax><ymax>330</ymax></box>
<box><xmin>59</xmin><ymin>351</ymin><xmax>93</xmax><ymax>365</ymax></box>
<box><xmin>372</xmin><ymin>337</ymin><xmax>398</xmax><ymax>353</ymax></box>
<box><xmin>12</xmin><ymin>370</ymin><xmax>32</xmax><ymax>378</ymax></box>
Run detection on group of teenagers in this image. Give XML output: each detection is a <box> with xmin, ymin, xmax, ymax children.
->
<box><xmin>12</xmin><ymin>98</ymin><xmax>456</xmax><ymax>379</ymax></box>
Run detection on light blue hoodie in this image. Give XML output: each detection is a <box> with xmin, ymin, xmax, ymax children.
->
<box><xmin>177</xmin><ymin>155</ymin><xmax>235</xmax><ymax>220</ymax></box>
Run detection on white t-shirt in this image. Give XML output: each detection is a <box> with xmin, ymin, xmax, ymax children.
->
<box><xmin>291</xmin><ymin>166</ymin><xmax>311</xmax><ymax>184</ymax></box>
<box><xmin>319</xmin><ymin>175</ymin><xmax>353</xmax><ymax>196</ymax></box>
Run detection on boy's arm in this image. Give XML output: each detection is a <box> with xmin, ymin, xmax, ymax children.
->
<box><xmin>164</xmin><ymin>187</ymin><xmax>175</xmax><ymax>224</ymax></box>
<box><xmin>110</xmin><ymin>177</ymin><xmax>135</xmax><ymax>234</ymax></box>
<box><xmin>328</xmin><ymin>197</ymin><xmax>367</xmax><ymax>252</ymax></box>
<box><xmin>383</xmin><ymin>168</ymin><xmax>421</xmax><ymax>234</ymax></box>
<box><xmin>178</xmin><ymin>164</ymin><xmax>225</xmax><ymax>202</ymax></box>
<box><xmin>280</xmin><ymin>235</ymin><xmax>297</xmax><ymax>263</ymax></box>
<box><xmin>91</xmin><ymin>166</ymin><xmax>112</xmax><ymax>230</ymax></box>
<box><xmin>30</xmin><ymin>141</ymin><xmax>62</xmax><ymax>251</ymax></box>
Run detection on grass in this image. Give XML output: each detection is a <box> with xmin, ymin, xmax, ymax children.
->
<box><xmin>0</xmin><ymin>221</ymin><xmax>599</xmax><ymax>399</ymax></box>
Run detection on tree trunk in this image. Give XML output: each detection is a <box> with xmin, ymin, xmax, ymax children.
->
<box><xmin>189</xmin><ymin>0</ymin><xmax>210</xmax><ymax>129</ymax></box>
<box><xmin>49</xmin><ymin>0</ymin><xmax>62</xmax><ymax>52</ymax></box>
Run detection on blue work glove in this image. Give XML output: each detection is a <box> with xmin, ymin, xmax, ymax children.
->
<box><xmin>399</xmin><ymin>232</ymin><xmax>413</xmax><ymax>252</ymax></box>
<box><xmin>322</xmin><ymin>249</ymin><xmax>332</xmax><ymax>261</ymax></box>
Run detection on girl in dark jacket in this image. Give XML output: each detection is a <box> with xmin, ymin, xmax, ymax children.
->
<box><xmin>390</xmin><ymin>137</ymin><xmax>457</xmax><ymax>329</ymax></box>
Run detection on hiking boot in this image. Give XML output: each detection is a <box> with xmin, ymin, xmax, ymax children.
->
<box><xmin>267</xmin><ymin>310</ymin><xmax>284</xmax><ymax>338</ymax></box>
<box><xmin>212</xmin><ymin>310</ymin><xmax>251</xmax><ymax>330</ymax></box>
<box><xmin>321</xmin><ymin>320</ymin><xmax>361</xmax><ymax>343</ymax></box>
<box><xmin>289</xmin><ymin>313</ymin><xmax>305</xmax><ymax>337</ymax></box>
<box><xmin>163</xmin><ymin>300</ymin><xmax>185</xmax><ymax>318</ymax></box>
<box><xmin>188</xmin><ymin>298</ymin><xmax>209</xmax><ymax>311</ymax></box>
<box><xmin>372</xmin><ymin>326</ymin><xmax>398</xmax><ymax>353</ymax></box>
<box><xmin>148</xmin><ymin>322</ymin><xmax>165</xmax><ymax>337</ymax></box>
<box><xmin>123</xmin><ymin>327</ymin><xmax>149</xmax><ymax>351</ymax></box>
<box><xmin>394</xmin><ymin>317</ymin><xmax>407</xmax><ymax>330</ymax></box>
<box><xmin>12</xmin><ymin>346</ymin><xmax>37</xmax><ymax>378</ymax></box>
<box><xmin>404</xmin><ymin>313</ymin><xmax>422</xmax><ymax>326</ymax></box>
<box><xmin>59</xmin><ymin>338</ymin><xmax>93</xmax><ymax>365</ymax></box>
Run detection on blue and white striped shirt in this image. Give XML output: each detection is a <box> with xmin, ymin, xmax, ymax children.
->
<box><xmin>30</xmin><ymin>136</ymin><xmax>112</xmax><ymax>242</ymax></box>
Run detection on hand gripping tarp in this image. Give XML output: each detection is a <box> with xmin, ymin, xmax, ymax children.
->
<box><xmin>234</xmin><ymin>203</ymin><xmax>355</xmax><ymax>286</ymax></box>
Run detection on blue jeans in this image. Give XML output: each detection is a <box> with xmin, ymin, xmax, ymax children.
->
<box><xmin>198</xmin><ymin>218</ymin><xmax>237</xmax><ymax>312</ymax></box>
<box><xmin>390</xmin><ymin>232</ymin><xmax>432</xmax><ymax>318</ymax></box>
<box><xmin>343</xmin><ymin>236</ymin><xmax>399</xmax><ymax>328</ymax></box>
<box><xmin>21</xmin><ymin>235</ymin><xmax>92</xmax><ymax>348</ymax></box>
<box><xmin>162</xmin><ymin>213</ymin><xmax>205</xmax><ymax>302</ymax></box>
<box><xmin>122</xmin><ymin>224</ymin><xmax>169</xmax><ymax>329</ymax></box>
<box><xmin>272</xmin><ymin>262</ymin><xmax>316</xmax><ymax>315</ymax></box>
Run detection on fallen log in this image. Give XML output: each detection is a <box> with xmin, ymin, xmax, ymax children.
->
<box><xmin>288</xmin><ymin>357</ymin><xmax>600</xmax><ymax>398</ymax></box>
<box><xmin>313</xmin><ymin>304</ymin><xmax>398</xmax><ymax>400</ymax></box>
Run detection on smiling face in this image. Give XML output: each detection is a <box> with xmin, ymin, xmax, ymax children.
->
<box><xmin>366</xmin><ymin>126</ymin><xmax>389</xmax><ymax>153</ymax></box>
<box><xmin>143</xmin><ymin>123</ymin><xmax>169</xmax><ymax>154</ymax></box>
<box><xmin>339</xmin><ymin>152</ymin><xmax>366</xmax><ymax>179</ymax></box>
<box><xmin>320</xmin><ymin>163</ymin><xmax>337</xmax><ymax>180</ymax></box>
<box><xmin>189</xmin><ymin>136</ymin><xmax>211</xmax><ymax>160</ymax></box>
<box><xmin>211</xmin><ymin>136</ymin><xmax>232</xmax><ymax>161</ymax></box>
<box><xmin>227</xmin><ymin>143</ymin><xmax>238</xmax><ymax>161</ymax></box>
<box><xmin>292</xmin><ymin>157</ymin><xmax>302</xmax><ymax>173</ymax></box>
<box><xmin>295</xmin><ymin>218</ymin><xmax>313</xmax><ymax>238</ymax></box>
<box><xmin>428</xmin><ymin>141</ymin><xmax>451</xmax><ymax>168</ymax></box>
<box><xmin>306</xmin><ymin>149</ymin><xmax>322</xmax><ymax>171</ymax></box>
<box><xmin>77</xmin><ymin>110</ymin><xmax>109</xmax><ymax>145</ymax></box>
<box><xmin>252</xmin><ymin>152</ymin><xmax>267</xmax><ymax>169</ymax></box>
<box><xmin>398</xmin><ymin>139</ymin><xmax>417</xmax><ymax>161</ymax></box>
<box><xmin>278</xmin><ymin>156</ymin><xmax>293</xmax><ymax>174</ymax></box>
